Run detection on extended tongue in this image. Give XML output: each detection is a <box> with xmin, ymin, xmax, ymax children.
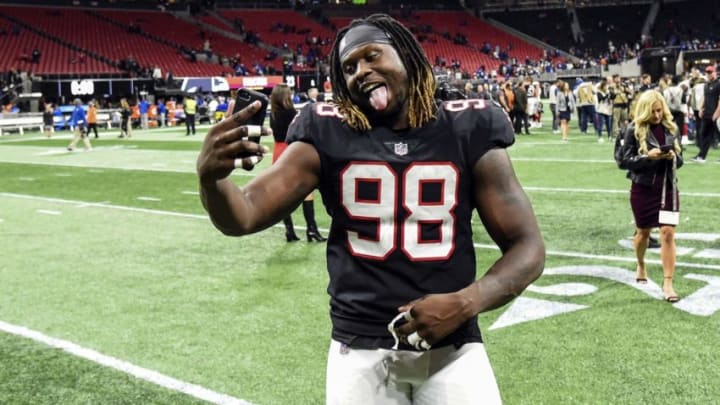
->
<box><xmin>369</xmin><ymin>86</ymin><xmax>388</xmax><ymax>111</ymax></box>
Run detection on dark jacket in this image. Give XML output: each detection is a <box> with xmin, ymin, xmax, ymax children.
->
<box><xmin>618</xmin><ymin>124</ymin><xmax>684</xmax><ymax>186</ymax></box>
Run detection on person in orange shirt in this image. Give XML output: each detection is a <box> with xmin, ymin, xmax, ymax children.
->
<box><xmin>86</xmin><ymin>100</ymin><xmax>99</xmax><ymax>138</ymax></box>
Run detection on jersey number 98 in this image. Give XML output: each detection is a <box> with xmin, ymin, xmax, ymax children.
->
<box><xmin>341</xmin><ymin>162</ymin><xmax>458</xmax><ymax>261</ymax></box>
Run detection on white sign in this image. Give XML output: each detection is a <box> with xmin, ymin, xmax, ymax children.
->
<box><xmin>71</xmin><ymin>80</ymin><xmax>94</xmax><ymax>96</ymax></box>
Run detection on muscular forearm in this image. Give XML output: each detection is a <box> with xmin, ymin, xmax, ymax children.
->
<box><xmin>199</xmin><ymin>178</ymin><xmax>257</xmax><ymax>236</ymax></box>
<box><xmin>460</xmin><ymin>238</ymin><xmax>545</xmax><ymax>317</ymax></box>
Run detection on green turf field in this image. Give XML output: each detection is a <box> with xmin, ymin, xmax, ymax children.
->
<box><xmin>1</xmin><ymin>116</ymin><xmax>719</xmax><ymax>405</ymax></box>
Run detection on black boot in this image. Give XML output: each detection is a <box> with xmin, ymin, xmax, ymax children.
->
<box><xmin>283</xmin><ymin>216</ymin><xmax>299</xmax><ymax>242</ymax></box>
<box><xmin>303</xmin><ymin>200</ymin><xmax>327</xmax><ymax>242</ymax></box>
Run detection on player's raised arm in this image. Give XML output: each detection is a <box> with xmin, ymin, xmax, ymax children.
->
<box><xmin>197</xmin><ymin>99</ymin><xmax>319</xmax><ymax>236</ymax></box>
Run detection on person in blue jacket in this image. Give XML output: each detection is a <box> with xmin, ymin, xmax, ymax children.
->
<box><xmin>139</xmin><ymin>97</ymin><xmax>150</xmax><ymax>129</ymax></box>
<box><xmin>157</xmin><ymin>99</ymin><xmax>167</xmax><ymax>127</ymax></box>
<box><xmin>67</xmin><ymin>98</ymin><xmax>92</xmax><ymax>151</ymax></box>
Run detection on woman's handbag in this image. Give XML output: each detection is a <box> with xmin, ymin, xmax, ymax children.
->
<box><xmin>658</xmin><ymin>156</ymin><xmax>679</xmax><ymax>225</ymax></box>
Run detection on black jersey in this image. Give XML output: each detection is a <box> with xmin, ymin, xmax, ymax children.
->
<box><xmin>702</xmin><ymin>78</ymin><xmax>720</xmax><ymax>119</ymax></box>
<box><xmin>287</xmin><ymin>99</ymin><xmax>515</xmax><ymax>349</ymax></box>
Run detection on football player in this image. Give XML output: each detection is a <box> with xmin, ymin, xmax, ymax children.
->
<box><xmin>197</xmin><ymin>13</ymin><xmax>545</xmax><ymax>404</ymax></box>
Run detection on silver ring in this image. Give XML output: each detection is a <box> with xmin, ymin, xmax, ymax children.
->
<box><xmin>403</xmin><ymin>311</ymin><xmax>414</xmax><ymax>322</ymax></box>
<box><xmin>233</xmin><ymin>158</ymin><xmax>243</xmax><ymax>168</ymax></box>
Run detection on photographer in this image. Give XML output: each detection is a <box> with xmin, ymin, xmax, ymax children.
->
<box><xmin>611</xmin><ymin>74</ymin><xmax>632</xmax><ymax>138</ymax></box>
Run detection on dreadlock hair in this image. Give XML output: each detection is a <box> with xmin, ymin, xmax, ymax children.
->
<box><xmin>329</xmin><ymin>13</ymin><xmax>437</xmax><ymax>132</ymax></box>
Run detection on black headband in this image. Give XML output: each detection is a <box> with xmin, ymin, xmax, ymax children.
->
<box><xmin>338</xmin><ymin>24</ymin><xmax>392</xmax><ymax>61</ymax></box>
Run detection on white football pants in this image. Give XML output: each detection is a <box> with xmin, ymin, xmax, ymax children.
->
<box><xmin>326</xmin><ymin>339</ymin><xmax>502</xmax><ymax>405</ymax></box>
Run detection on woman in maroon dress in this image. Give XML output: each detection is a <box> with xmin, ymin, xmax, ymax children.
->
<box><xmin>618</xmin><ymin>90</ymin><xmax>684</xmax><ymax>302</ymax></box>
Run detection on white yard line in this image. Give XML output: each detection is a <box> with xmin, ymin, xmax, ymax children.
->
<box><xmin>3</xmin><ymin>191</ymin><xmax>719</xmax><ymax>270</ymax></box>
<box><xmin>0</xmin><ymin>320</ymin><xmax>253</xmax><ymax>405</ymax></box>
<box><xmin>36</xmin><ymin>209</ymin><xmax>61</xmax><ymax>215</ymax></box>
<box><xmin>524</xmin><ymin>186</ymin><xmax>720</xmax><ymax>198</ymax></box>
<box><xmin>472</xmin><ymin>242</ymin><xmax>720</xmax><ymax>271</ymax></box>
<box><xmin>0</xmin><ymin>157</ymin><xmax>257</xmax><ymax>177</ymax></box>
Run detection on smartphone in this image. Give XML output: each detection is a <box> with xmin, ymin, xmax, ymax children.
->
<box><xmin>660</xmin><ymin>136</ymin><xmax>675</xmax><ymax>153</ymax></box>
<box><xmin>235</xmin><ymin>88</ymin><xmax>268</xmax><ymax>143</ymax></box>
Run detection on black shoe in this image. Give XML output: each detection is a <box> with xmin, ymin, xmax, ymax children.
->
<box><xmin>648</xmin><ymin>236</ymin><xmax>660</xmax><ymax>249</ymax></box>
<box><xmin>306</xmin><ymin>229</ymin><xmax>327</xmax><ymax>242</ymax></box>
<box><xmin>286</xmin><ymin>232</ymin><xmax>300</xmax><ymax>242</ymax></box>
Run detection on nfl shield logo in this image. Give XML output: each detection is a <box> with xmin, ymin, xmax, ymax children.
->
<box><xmin>394</xmin><ymin>142</ymin><xmax>408</xmax><ymax>156</ymax></box>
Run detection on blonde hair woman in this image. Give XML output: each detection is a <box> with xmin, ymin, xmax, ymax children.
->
<box><xmin>119</xmin><ymin>98</ymin><xmax>132</xmax><ymax>138</ymax></box>
<box><xmin>618</xmin><ymin>90</ymin><xmax>683</xmax><ymax>302</ymax></box>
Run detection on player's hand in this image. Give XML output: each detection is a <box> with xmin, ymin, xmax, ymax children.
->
<box><xmin>394</xmin><ymin>292</ymin><xmax>474</xmax><ymax>349</ymax></box>
<box><xmin>197</xmin><ymin>99</ymin><xmax>272</xmax><ymax>185</ymax></box>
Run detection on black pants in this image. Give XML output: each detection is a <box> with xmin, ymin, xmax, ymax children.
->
<box><xmin>121</xmin><ymin>118</ymin><xmax>129</xmax><ymax>135</ymax></box>
<box><xmin>513</xmin><ymin>110</ymin><xmax>530</xmax><ymax>134</ymax></box>
<box><xmin>550</xmin><ymin>103</ymin><xmax>557</xmax><ymax>131</ymax></box>
<box><xmin>87</xmin><ymin>123</ymin><xmax>98</xmax><ymax>138</ymax></box>
<box><xmin>670</xmin><ymin>111</ymin><xmax>684</xmax><ymax>138</ymax></box>
<box><xmin>696</xmin><ymin>117</ymin><xmax>718</xmax><ymax>159</ymax></box>
<box><xmin>185</xmin><ymin>114</ymin><xmax>195</xmax><ymax>135</ymax></box>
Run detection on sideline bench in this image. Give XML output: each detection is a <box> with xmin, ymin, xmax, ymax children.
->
<box><xmin>0</xmin><ymin>116</ymin><xmax>44</xmax><ymax>135</ymax></box>
<box><xmin>0</xmin><ymin>111</ymin><xmax>116</xmax><ymax>136</ymax></box>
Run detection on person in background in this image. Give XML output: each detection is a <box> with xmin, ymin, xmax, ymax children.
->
<box><xmin>196</xmin><ymin>13</ymin><xmax>544</xmax><ymax>404</ymax></box>
<box><xmin>42</xmin><ymin>103</ymin><xmax>53</xmax><ymax>138</ymax></box>
<box><xmin>119</xmin><ymin>98</ymin><xmax>132</xmax><ymax>138</ymax></box>
<box><xmin>548</xmin><ymin>79</ymin><xmax>560</xmax><ymax>134</ymax></box>
<box><xmin>575</xmin><ymin>78</ymin><xmax>598</xmax><ymax>138</ymax></box>
<box><xmin>157</xmin><ymin>99</ymin><xmax>167</xmax><ymax>127</ymax></box>
<box><xmin>618</xmin><ymin>90</ymin><xmax>683</xmax><ymax>302</ymax></box>
<box><xmin>269</xmin><ymin>83</ymin><xmax>327</xmax><ymax>242</ymax></box>
<box><xmin>611</xmin><ymin>74</ymin><xmax>632</xmax><ymax>139</ymax></box>
<box><xmin>86</xmin><ymin>100</ymin><xmax>99</xmax><ymax>138</ymax></box>
<box><xmin>513</xmin><ymin>78</ymin><xmax>531</xmax><ymax>134</ymax></box>
<box><xmin>184</xmin><ymin>93</ymin><xmax>197</xmax><ymax>135</ymax></box>
<box><xmin>556</xmin><ymin>80</ymin><xmax>575</xmax><ymax>143</ymax></box>
<box><xmin>498</xmin><ymin>80</ymin><xmax>513</xmax><ymax>115</ymax></box>
<box><xmin>67</xmin><ymin>98</ymin><xmax>92</xmax><ymax>151</ymax></box>
<box><xmin>214</xmin><ymin>97</ymin><xmax>228</xmax><ymax>123</ymax></box>
<box><xmin>688</xmin><ymin>67</ymin><xmax>706</xmax><ymax>143</ymax></box>
<box><xmin>307</xmin><ymin>86</ymin><xmax>320</xmax><ymax>103</ymax></box>
<box><xmin>464</xmin><ymin>81</ymin><xmax>479</xmax><ymax>99</ymax></box>
<box><xmin>663</xmin><ymin>77</ymin><xmax>687</xmax><ymax>138</ymax></box>
<box><xmin>692</xmin><ymin>65</ymin><xmax>720</xmax><ymax>163</ymax></box>
<box><xmin>595</xmin><ymin>78</ymin><xmax>614</xmax><ymax>142</ymax></box>
<box><xmin>139</xmin><ymin>97</ymin><xmax>150</xmax><ymax>130</ymax></box>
